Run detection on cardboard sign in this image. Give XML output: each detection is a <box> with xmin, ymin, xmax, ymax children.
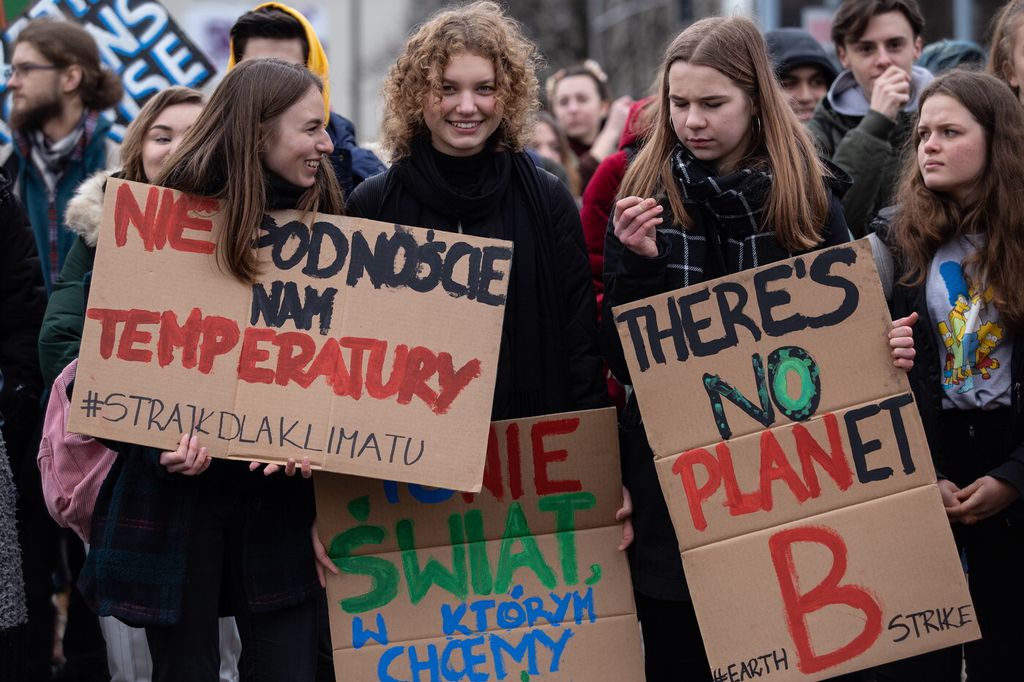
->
<box><xmin>69</xmin><ymin>179</ymin><xmax>511</xmax><ymax>491</ymax></box>
<box><xmin>612</xmin><ymin>240</ymin><xmax>979</xmax><ymax>680</ymax></box>
<box><xmin>1</xmin><ymin>0</ymin><xmax>216</xmax><ymax>143</ymax></box>
<box><xmin>315</xmin><ymin>407</ymin><xmax>645</xmax><ymax>681</ymax></box>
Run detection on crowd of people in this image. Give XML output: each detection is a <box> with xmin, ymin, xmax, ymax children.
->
<box><xmin>1</xmin><ymin>0</ymin><xmax>1022</xmax><ymax>680</ymax></box>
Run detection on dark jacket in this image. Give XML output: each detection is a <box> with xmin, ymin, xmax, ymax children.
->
<box><xmin>0</xmin><ymin>167</ymin><xmax>46</xmax><ymax>476</ymax></box>
<box><xmin>874</xmin><ymin>218</ymin><xmax>1024</xmax><ymax>520</ymax></box>
<box><xmin>79</xmin><ymin>175</ymin><xmax>320</xmax><ymax>626</ymax></box>
<box><xmin>807</xmin><ymin>67</ymin><xmax>932</xmax><ymax>238</ymax></box>
<box><xmin>326</xmin><ymin>112</ymin><xmax>386</xmax><ymax>197</ymax></box>
<box><xmin>602</xmin><ymin>174</ymin><xmax>851</xmax><ymax>600</ymax></box>
<box><xmin>346</xmin><ymin>149</ymin><xmax>606</xmax><ymax>421</ymax></box>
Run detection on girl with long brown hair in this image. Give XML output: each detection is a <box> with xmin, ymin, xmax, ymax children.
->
<box><xmin>602</xmin><ymin>16</ymin><xmax>914</xmax><ymax>680</ymax></box>
<box><xmin>80</xmin><ymin>60</ymin><xmax>341</xmax><ymax>682</ymax></box>
<box><xmin>882</xmin><ymin>70</ymin><xmax>1024</xmax><ymax>681</ymax></box>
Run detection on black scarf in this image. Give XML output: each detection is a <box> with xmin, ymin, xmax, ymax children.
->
<box><xmin>394</xmin><ymin>136</ymin><xmax>512</xmax><ymax>224</ymax></box>
<box><xmin>669</xmin><ymin>144</ymin><xmax>789</xmax><ymax>275</ymax></box>
<box><xmin>265</xmin><ymin>171</ymin><xmax>307</xmax><ymax>211</ymax></box>
<box><xmin>384</xmin><ymin>138</ymin><xmax>565</xmax><ymax>419</ymax></box>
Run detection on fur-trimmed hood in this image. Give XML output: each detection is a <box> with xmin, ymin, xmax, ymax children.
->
<box><xmin>64</xmin><ymin>171</ymin><xmax>109</xmax><ymax>248</ymax></box>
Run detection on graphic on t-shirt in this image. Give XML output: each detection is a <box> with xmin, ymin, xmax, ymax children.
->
<box><xmin>937</xmin><ymin>261</ymin><xmax>1004</xmax><ymax>394</ymax></box>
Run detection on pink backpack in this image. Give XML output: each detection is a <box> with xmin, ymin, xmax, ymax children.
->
<box><xmin>37</xmin><ymin>359</ymin><xmax>117</xmax><ymax>543</ymax></box>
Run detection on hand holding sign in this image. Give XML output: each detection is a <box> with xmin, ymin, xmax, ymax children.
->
<box><xmin>160</xmin><ymin>432</ymin><xmax>210</xmax><ymax>475</ymax></box>
<box><xmin>889</xmin><ymin>311</ymin><xmax>919</xmax><ymax>371</ymax></box>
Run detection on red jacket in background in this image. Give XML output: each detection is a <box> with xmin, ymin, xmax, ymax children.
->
<box><xmin>579</xmin><ymin>98</ymin><xmax>654</xmax><ymax>317</ymax></box>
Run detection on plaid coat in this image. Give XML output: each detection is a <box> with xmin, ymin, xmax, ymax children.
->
<box><xmin>79</xmin><ymin>439</ymin><xmax>318</xmax><ymax>626</ymax></box>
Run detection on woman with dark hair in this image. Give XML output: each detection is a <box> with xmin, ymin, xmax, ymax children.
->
<box><xmin>879</xmin><ymin>69</ymin><xmax>1024</xmax><ymax>681</ymax></box>
<box><xmin>347</xmin><ymin>1</ymin><xmax>606</xmax><ymax>422</ymax></box>
<box><xmin>80</xmin><ymin>60</ymin><xmax>341</xmax><ymax>682</ymax></box>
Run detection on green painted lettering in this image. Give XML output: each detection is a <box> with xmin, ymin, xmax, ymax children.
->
<box><xmin>398</xmin><ymin>514</ymin><xmax>468</xmax><ymax>604</ymax></box>
<box><xmin>538</xmin><ymin>492</ymin><xmax>595</xmax><ymax>585</ymax></box>
<box><xmin>494</xmin><ymin>502</ymin><xmax>556</xmax><ymax>593</ymax></box>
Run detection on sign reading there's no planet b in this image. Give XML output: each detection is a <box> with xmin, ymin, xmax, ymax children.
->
<box><xmin>613</xmin><ymin>240</ymin><xmax>979</xmax><ymax>680</ymax></box>
<box><xmin>69</xmin><ymin>179</ymin><xmax>512</xmax><ymax>492</ymax></box>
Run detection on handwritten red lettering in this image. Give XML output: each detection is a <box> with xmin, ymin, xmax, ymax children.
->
<box><xmin>769</xmin><ymin>526</ymin><xmax>883</xmax><ymax>673</ymax></box>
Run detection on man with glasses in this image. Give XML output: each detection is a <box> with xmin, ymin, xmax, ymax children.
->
<box><xmin>1</xmin><ymin>18</ymin><xmax>122</xmax><ymax>294</ymax></box>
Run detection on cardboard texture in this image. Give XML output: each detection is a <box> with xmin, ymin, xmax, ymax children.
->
<box><xmin>612</xmin><ymin>240</ymin><xmax>980</xmax><ymax>679</ymax></box>
<box><xmin>684</xmin><ymin>488</ymin><xmax>978</xmax><ymax>681</ymax></box>
<box><xmin>314</xmin><ymin>408</ymin><xmax>645</xmax><ymax>681</ymax></box>
<box><xmin>1</xmin><ymin>0</ymin><xmax>216</xmax><ymax>144</ymax></box>
<box><xmin>69</xmin><ymin>179</ymin><xmax>511</xmax><ymax>491</ymax></box>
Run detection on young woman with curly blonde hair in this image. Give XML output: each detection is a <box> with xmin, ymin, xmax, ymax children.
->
<box><xmin>347</xmin><ymin>1</ymin><xmax>607</xmax><ymax>421</ymax></box>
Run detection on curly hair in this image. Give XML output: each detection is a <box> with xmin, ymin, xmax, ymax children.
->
<box><xmin>380</xmin><ymin>1</ymin><xmax>541</xmax><ymax>161</ymax></box>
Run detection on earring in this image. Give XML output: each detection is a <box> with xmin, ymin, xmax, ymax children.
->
<box><xmin>752</xmin><ymin>115</ymin><xmax>762</xmax><ymax>138</ymax></box>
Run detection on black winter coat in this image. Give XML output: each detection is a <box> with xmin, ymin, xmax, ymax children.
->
<box><xmin>346</xmin><ymin>151</ymin><xmax>606</xmax><ymax>421</ymax></box>
<box><xmin>0</xmin><ymin>167</ymin><xmax>45</xmax><ymax>482</ymax></box>
<box><xmin>602</xmin><ymin>182</ymin><xmax>851</xmax><ymax>600</ymax></box>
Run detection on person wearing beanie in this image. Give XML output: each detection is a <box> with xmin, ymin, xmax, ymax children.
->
<box><xmin>765</xmin><ymin>28</ymin><xmax>838</xmax><ymax>122</ymax></box>
<box><xmin>229</xmin><ymin>3</ymin><xmax>385</xmax><ymax>196</ymax></box>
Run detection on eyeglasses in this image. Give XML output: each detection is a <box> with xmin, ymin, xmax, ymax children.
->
<box><xmin>3</xmin><ymin>62</ymin><xmax>61</xmax><ymax>80</ymax></box>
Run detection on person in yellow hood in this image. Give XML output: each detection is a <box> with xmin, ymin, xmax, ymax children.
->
<box><xmin>228</xmin><ymin>3</ymin><xmax>385</xmax><ymax>196</ymax></box>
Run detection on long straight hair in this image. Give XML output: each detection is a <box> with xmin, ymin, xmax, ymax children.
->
<box><xmin>891</xmin><ymin>70</ymin><xmax>1024</xmax><ymax>333</ymax></box>
<box><xmin>620</xmin><ymin>16</ymin><xmax>829</xmax><ymax>251</ymax></box>
<box><xmin>155</xmin><ymin>59</ymin><xmax>343</xmax><ymax>283</ymax></box>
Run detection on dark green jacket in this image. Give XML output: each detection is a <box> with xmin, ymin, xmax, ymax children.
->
<box><xmin>807</xmin><ymin>99</ymin><xmax>915</xmax><ymax>238</ymax></box>
<box><xmin>38</xmin><ymin>171</ymin><xmax>107</xmax><ymax>386</ymax></box>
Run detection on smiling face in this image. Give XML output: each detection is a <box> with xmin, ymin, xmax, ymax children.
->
<box><xmin>422</xmin><ymin>52</ymin><xmax>503</xmax><ymax>157</ymax></box>
<box><xmin>917</xmin><ymin>94</ymin><xmax>987</xmax><ymax>206</ymax></box>
<box><xmin>837</xmin><ymin>11</ymin><xmax>922</xmax><ymax>101</ymax></box>
<box><xmin>551</xmin><ymin>74</ymin><xmax>607</xmax><ymax>144</ymax></box>
<box><xmin>262</xmin><ymin>85</ymin><xmax>333</xmax><ymax>188</ymax></box>
<box><xmin>668</xmin><ymin>60</ymin><xmax>753</xmax><ymax>173</ymax></box>
<box><xmin>141</xmin><ymin>102</ymin><xmax>203</xmax><ymax>182</ymax></box>
<box><xmin>781</xmin><ymin>65</ymin><xmax>829</xmax><ymax>122</ymax></box>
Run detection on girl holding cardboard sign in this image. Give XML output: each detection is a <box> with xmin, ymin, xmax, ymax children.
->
<box><xmin>602</xmin><ymin>16</ymin><xmax>917</xmax><ymax>680</ymax></box>
<box><xmin>80</xmin><ymin>60</ymin><xmax>342</xmax><ymax>682</ymax></box>
<box><xmin>345</xmin><ymin>2</ymin><xmax>606</xmax><ymax>421</ymax></box>
<box><xmin>879</xmin><ymin>70</ymin><xmax>1024</xmax><ymax>681</ymax></box>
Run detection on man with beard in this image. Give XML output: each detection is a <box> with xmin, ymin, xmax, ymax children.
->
<box><xmin>1</xmin><ymin>18</ymin><xmax>119</xmax><ymax>681</ymax></box>
<box><xmin>1</xmin><ymin>19</ymin><xmax>122</xmax><ymax>295</ymax></box>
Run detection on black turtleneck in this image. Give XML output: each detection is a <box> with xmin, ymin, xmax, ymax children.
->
<box><xmin>265</xmin><ymin>171</ymin><xmax>307</xmax><ymax>211</ymax></box>
<box><xmin>430</xmin><ymin>145</ymin><xmax>490</xmax><ymax>195</ymax></box>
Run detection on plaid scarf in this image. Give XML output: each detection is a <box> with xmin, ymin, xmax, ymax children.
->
<box><xmin>666</xmin><ymin>144</ymin><xmax>788</xmax><ymax>283</ymax></box>
<box><xmin>14</xmin><ymin>111</ymin><xmax>99</xmax><ymax>287</ymax></box>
